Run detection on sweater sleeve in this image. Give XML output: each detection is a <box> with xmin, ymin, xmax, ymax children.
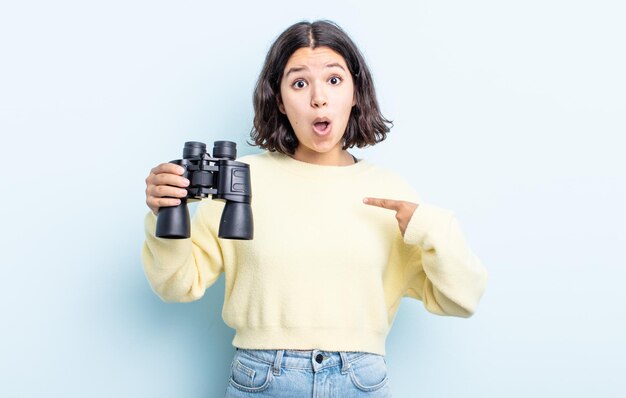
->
<box><xmin>401</xmin><ymin>203</ymin><xmax>488</xmax><ymax>317</ymax></box>
<box><xmin>141</xmin><ymin>202</ymin><xmax>225</xmax><ymax>303</ymax></box>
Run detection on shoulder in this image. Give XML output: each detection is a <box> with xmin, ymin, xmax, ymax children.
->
<box><xmin>362</xmin><ymin>160</ymin><xmax>414</xmax><ymax>189</ymax></box>
<box><xmin>363</xmin><ymin>161</ymin><xmax>405</xmax><ymax>182</ymax></box>
<box><xmin>359</xmin><ymin>159</ymin><xmax>422</xmax><ymax>203</ymax></box>
<box><xmin>237</xmin><ymin>151</ymin><xmax>276</xmax><ymax>169</ymax></box>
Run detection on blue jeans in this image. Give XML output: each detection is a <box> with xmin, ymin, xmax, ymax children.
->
<box><xmin>224</xmin><ymin>349</ymin><xmax>392</xmax><ymax>397</ymax></box>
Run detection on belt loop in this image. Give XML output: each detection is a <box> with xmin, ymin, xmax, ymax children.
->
<box><xmin>339</xmin><ymin>352</ymin><xmax>350</xmax><ymax>374</ymax></box>
<box><xmin>272</xmin><ymin>350</ymin><xmax>284</xmax><ymax>376</ymax></box>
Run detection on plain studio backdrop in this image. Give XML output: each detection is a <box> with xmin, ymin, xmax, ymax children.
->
<box><xmin>1</xmin><ymin>1</ymin><xmax>624</xmax><ymax>397</ymax></box>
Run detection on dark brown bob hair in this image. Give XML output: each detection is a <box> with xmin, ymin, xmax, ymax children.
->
<box><xmin>250</xmin><ymin>20</ymin><xmax>392</xmax><ymax>155</ymax></box>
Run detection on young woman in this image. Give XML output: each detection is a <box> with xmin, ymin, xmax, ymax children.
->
<box><xmin>143</xmin><ymin>20</ymin><xmax>487</xmax><ymax>397</ymax></box>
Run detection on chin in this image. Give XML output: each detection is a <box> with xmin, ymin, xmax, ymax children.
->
<box><xmin>312</xmin><ymin>144</ymin><xmax>341</xmax><ymax>154</ymax></box>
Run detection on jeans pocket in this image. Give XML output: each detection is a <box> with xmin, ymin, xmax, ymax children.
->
<box><xmin>348</xmin><ymin>354</ymin><xmax>389</xmax><ymax>392</ymax></box>
<box><xmin>229</xmin><ymin>351</ymin><xmax>274</xmax><ymax>393</ymax></box>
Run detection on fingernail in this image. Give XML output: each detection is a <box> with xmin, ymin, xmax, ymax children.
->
<box><xmin>363</xmin><ymin>198</ymin><xmax>369</xmax><ymax>203</ymax></box>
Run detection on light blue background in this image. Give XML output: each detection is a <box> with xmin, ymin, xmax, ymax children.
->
<box><xmin>1</xmin><ymin>1</ymin><xmax>625</xmax><ymax>397</ymax></box>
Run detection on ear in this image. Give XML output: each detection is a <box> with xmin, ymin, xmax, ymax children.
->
<box><xmin>277</xmin><ymin>95</ymin><xmax>286</xmax><ymax>114</ymax></box>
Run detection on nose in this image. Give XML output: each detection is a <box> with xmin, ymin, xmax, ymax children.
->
<box><xmin>310</xmin><ymin>82</ymin><xmax>327</xmax><ymax>108</ymax></box>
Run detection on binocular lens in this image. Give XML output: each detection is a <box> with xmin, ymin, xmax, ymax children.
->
<box><xmin>183</xmin><ymin>141</ymin><xmax>206</xmax><ymax>159</ymax></box>
<box><xmin>155</xmin><ymin>200</ymin><xmax>190</xmax><ymax>239</ymax></box>
<box><xmin>213</xmin><ymin>141</ymin><xmax>237</xmax><ymax>160</ymax></box>
<box><xmin>219</xmin><ymin>201</ymin><xmax>253</xmax><ymax>240</ymax></box>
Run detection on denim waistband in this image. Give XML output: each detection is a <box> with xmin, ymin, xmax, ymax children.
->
<box><xmin>235</xmin><ymin>348</ymin><xmax>377</xmax><ymax>375</ymax></box>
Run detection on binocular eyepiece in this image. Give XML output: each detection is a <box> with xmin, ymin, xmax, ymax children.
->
<box><xmin>155</xmin><ymin>141</ymin><xmax>253</xmax><ymax>240</ymax></box>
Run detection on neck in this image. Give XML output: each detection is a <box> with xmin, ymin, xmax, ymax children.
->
<box><xmin>292</xmin><ymin>148</ymin><xmax>355</xmax><ymax>166</ymax></box>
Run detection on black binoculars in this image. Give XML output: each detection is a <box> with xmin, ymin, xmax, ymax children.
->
<box><xmin>155</xmin><ymin>141</ymin><xmax>253</xmax><ymax>240</ymax></box>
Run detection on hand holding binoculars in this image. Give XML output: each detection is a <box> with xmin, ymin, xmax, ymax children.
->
<box><xmin>155</xmin><ymin>141</ymin><xmax>253</xmax><ymax>240</ymax></box>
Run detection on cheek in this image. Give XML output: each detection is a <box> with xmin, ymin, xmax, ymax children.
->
<box><xmin>279</xmin><ymin>100</ymin><xmax>301</xmax><ymax>127</ymax></box>
<box><xmin>343</xmin><ymin>85</ymin><xmax>356</xmax><ymax>109</ymax></box>
<box><xmin>342</xmin><ymin>92</ymin><xmax>356</xmax><ymax>116</ymax></box>
<box><xmin>282</xmin><ymin>96</ymin><xmax>306</xmax><ymax>118</ymax></box>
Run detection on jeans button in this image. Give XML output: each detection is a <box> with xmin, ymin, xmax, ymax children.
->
<box><xmin>315</xmin><ymin>354</ymin><xmax>323</xmax><ymax>364</ymax></box>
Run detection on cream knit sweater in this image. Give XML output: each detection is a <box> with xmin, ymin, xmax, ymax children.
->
<box><xmin>142</xmin><ymin>151</ymin><xmax>487</xmax><ymax>355</ymax></box>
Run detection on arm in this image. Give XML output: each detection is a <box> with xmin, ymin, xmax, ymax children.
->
<box><xmin>365</xmin><ymin>198</ymin><xmax>487</xmax><ymax>317</ymax></box>
<box><xmin>403</xmin><ymin>203</ymin><xmax>487</xmax><ymax>317</ymax></box>
<box><xmin>142</xmin><ymin>161</ymin><xmax>225</xmax><ymax>302</ymax></box>
<box><xmin>142</xmin><ymin>202</ymin><xmax>225</xmax><ymax>302</ymax></box>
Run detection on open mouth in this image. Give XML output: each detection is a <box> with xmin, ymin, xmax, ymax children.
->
<box><xmin>312</xmin><ymin>119</ymin><xmax>331</xmax><ymax>135</ymax></box>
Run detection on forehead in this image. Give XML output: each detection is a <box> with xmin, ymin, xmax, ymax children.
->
<box><xmin>283</xmin><ymin>46</ymin><xmax>348</xmax><ymax>72</ymax></box>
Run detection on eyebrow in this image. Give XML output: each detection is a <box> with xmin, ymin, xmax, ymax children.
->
<box><xmin>284</xmin><ymin>63</ymin><xmax>347</xmax><ymax>78</ymax></box>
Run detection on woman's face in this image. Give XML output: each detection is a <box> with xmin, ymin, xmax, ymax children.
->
<box><xmin>279</xmin><ymin>46</ymin><xmax>356</xmax><ymax>165</ymax></box>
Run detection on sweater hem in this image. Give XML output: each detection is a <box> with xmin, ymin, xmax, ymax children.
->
<box><xmin>231</xmin><ymin>327</ymin><xmax>388</xmax><ymax>356</ymax></box>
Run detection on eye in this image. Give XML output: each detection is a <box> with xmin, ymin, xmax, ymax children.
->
<box><xmin>328</xmin><ymin>76</ymin><xmax>342</xmax><ymax>85</ymax></box>
<box><xmin>292</xmin><ymin>79</ymin><xmax>308</xmax><ymax>89</ymax></box>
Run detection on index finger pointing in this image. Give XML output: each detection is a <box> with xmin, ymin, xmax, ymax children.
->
<box><xmin>363</xmin><ymin>197</ymin><xmax>402</xmax><ymax>211</ymax></box>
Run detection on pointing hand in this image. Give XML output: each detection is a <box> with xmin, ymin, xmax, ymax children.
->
<box><xmin>363</xmin><ymin>197</ymin><xmax>418</xmax><ymax>237</ymax></box>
